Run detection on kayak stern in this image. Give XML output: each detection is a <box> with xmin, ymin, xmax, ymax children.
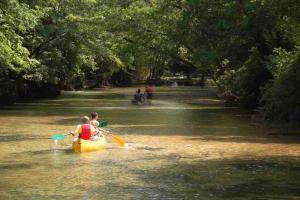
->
<box><xmin>72</xmin><ymin>137</ymin><xmax>106</xmax><ymax>153</ymax></box>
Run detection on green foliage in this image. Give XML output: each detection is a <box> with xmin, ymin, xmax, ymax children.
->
<box><xmin>217</xmin><ymin>48</ymin><xmax>272</xmax><ymax>108</ymax></box>
<box><xmin>267</xmin><ymin>48</ymin><xmax>297</xmax><ymax>78</ymax></box>
<box><xmin>0</xmin><ymin>0</ymin><xmax>300</xmax><ymax>124</ymax></box>
<box><xmin>261</xmin><ymin>50</ymin><xmax>300</xmax><ymax>123</ymax></box>
<box><xmin>237</xmin><ymin>48</ymin><xmax>273</xmax><ymax>108</ymax></box>
<box><xmin>0</xmin><ymin>0</ymin><xmax>40</xmax><ymax>71</ymax></box>
<box><xmin>0</xmin><ymin>0</ymin><xmax>41</xmax><ymax>104</ymax></box>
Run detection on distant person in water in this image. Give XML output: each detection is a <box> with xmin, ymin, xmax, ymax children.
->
<box><xmin>145</xmin><ymin>85</ymin><xmax>154</xmax><ymax>100</ymax></box>
<box><xmin>133</xmin><ymin>89</ymin><xmax>143</xmax><ymax>103</ymax></box>
<box><xmin>74</xmin><ymin>116</ymin><xmax>97</xmax><ymax>140</ymax></box>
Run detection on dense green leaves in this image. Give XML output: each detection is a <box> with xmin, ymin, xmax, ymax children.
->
<box><xmin>0</xmin><ymin>0</ymin><xmax>40</xmax><ymax>71</ymax></box>
<box><xmin>0</xmin><ymin>0</ymin><xmax>299</xmax><ymax>122</ymax></box>
<box><xmin>261</xmin><ymin>51</ymin><xmax>300</xmax><ymax>123</ymax></box>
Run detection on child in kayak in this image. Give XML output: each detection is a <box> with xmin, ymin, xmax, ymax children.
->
<box><xmin>90</xmin><ymin>112</ymin><xmax>104</xmax><ymax>140</ymax></box>
<box><xmin>74</xmin><ymin>116</ymin><xmax>97</xmax><ymax>140</ymax></box>
<box><xmin>91</xmin><ymin>112</ymin><xmax>100</xmax><ymax>127</ymax></box>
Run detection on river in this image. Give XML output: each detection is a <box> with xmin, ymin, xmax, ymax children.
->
<box><xmin>0</xmin><ymin>86</ymin><xmax>300</xmax><ymax>199</ymax></box>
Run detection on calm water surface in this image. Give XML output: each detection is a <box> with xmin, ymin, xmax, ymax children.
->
<box><xmin>0</xmin><ymin>87</ymin><xmax>300</xmax><ymax>199</ymax></box>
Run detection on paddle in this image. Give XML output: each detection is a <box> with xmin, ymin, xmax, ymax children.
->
<box><xmin>99</xmin><ymin>120</ymin><xmax>108</xmax><ymax>128</ymax></box>
<box><xmin>103</xmin><ymin>129</ymin><xmax>126</xmax><ymax>147</ymax></box>
<box><xmin>51</xmin><ymin>120</ymin><xmax>108</xmax><ymax>141</ymax></box>
<box><xmin>51</xmin><ymin>132</ymin><xmax>73</xmax><ymax>141</ymax></box>
<box><xmin>98</xmin><ymin>120</ymin><xmax>126</xmax><ymax>147</ymax></box>
<box><xmin>51</xmin><ymin>120</ymin><xmax>126</xmax><ymax>147</ymax></box>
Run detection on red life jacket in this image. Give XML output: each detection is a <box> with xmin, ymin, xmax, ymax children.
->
<box><xmin>146</xmin><ymin>86</ymin><xmax>154</xmax><ymax>93</ymax></box>
<box><xmin>80</xmin><ymin>124</ymin><xmax>91</xmax><ymax>140</ymax></box>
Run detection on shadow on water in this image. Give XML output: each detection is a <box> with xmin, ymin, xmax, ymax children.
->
<box><xmin>133</xmin><ymin>146</ymin><xmax>165</xmax><ymax>151</ymax></box>
<box><xmin>29</xmin><ymin>154</ymin><xmax>299</xmax><ymax>200</ymax></box>
<box><xmin>122</xmin><ymin>156</ymin><xmax>300</xmax><ymax>199</ymax></box>
<box><xmin>0</xmin><ymin>163</ymin><xmax>32</xmax><ymax>170</ymax></box>
<box><xmin>0</xmin><ymin>91</ymin><xmax>126</xmax><ymax>115</ymax></box>
<box><xmin>186</xmin><ymin>135</ymin><xmax>300</xmax><ymax>145</ymax></box>
<box><xmin>44</xmin><ymin>117</ymin><xmax>82</xmax><ymax>125</ymax></box>
<box><xmin>1</xmin><ymin>143</ymin><xmax>300</xmax><ymax>199</ymax></box>
<box><xmin>0</xmin><ymin>134</ymin><xmax>49</xmax><ymax>143</ymax></box>
<box><xmin>58</xmin><ymin>93</ymin><xmax>124</xmax><ymax>100</ymax></box>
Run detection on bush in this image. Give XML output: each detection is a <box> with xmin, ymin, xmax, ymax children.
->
<box><xmin>0</xmin><ymin>69</ymin><xmax>60</xmax><ymax>106</ymax></box>
<box><xmin>0</xmin><ymin>80</ymin><xmax>17</xmax><ymax>106</ymax></box>
<box><xmin>17</xmin><ymin>81</ymin><xmax>60</xmax><ymax>101</ymax></box>
<box><xmin>110</xmin><ymin>70</ymin><xmax>132</xmax><ymax>86</ymax></box>
<box><xmin>237</xmin><ymin>48</ymin><xmax>273</xmax><ymax>109</ymax></box>
<box><xmin>217</xmin><ymin>48</ymin><xmax>273</xmax><ymax>108</ymax></box>
<box><xmin>261</xmin><ymin>50</ymin><xmax>300</xmax><ymax>124</ymax></box>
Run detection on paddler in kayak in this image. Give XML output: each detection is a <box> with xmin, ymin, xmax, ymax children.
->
<box><xmin>134</xmin><ymin>89</ymin><xmax>143</xmax><ymax>103</ymax></box>
<box><xmin>72</xmin><ymin>116</ymin><xmax>106</xmax><ymax>153</ymax></box>
<box><xmin>74</xmin><ymin>116</ymin><xmax>97</xmax><ymax>140</ymax></box>
<box><xmin>90</xmin><ymin>112</ymin><xmax>104</xmax><ymax>140</ymax></box>
<box><xmin>145</xmin><ymin>85</ymin><xmax>154</xmax><ymax>99</ymax></box>
<box><xmin>132</xmin><ymin>89</ymin><xmax>145</xmax><ymax>104</ymax></box>
<box><xmin>91</xmin><ymin>112</ymin><xmax>100</xmax><ymax>127</ymax></box>
<box><xmin>145</xmin><ymin>85</ymin><xmax>154</xmax><ymax>104</ymax></box>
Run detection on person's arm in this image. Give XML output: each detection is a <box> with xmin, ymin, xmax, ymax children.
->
<box><xmin>72</xmin><ymin>125</ymin><xmax>81</xmax><ymax>137</ymax></box>
<box><xmin>97</xmin><ymin>127</ymin><xmax>106</xmax><ymax>137</ymax></box>
<box><xmin>91</xmin><ymin>125</ymin><xmax>97</xmax><ymax>136</ymax></box>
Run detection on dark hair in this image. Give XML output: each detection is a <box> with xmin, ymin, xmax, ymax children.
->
<box><xmin>137</xmin><ymin>89</ymin><xmax>141</xmax><ymax>93</ymax></box>
<box><xmin>91</xmin><ymin>112</ymin><xmax>98</xmax><ymax>119</ymax></box>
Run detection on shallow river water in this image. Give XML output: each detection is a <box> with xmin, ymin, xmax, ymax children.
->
<box><xmin>0</xmin><ymin>87</ymin><xmax>300</xmax><ymax>200</ymax></box>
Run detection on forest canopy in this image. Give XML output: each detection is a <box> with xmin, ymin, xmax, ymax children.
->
<box><xmin>0</xmin><ymin>0</ymin><xmax>299</xmax><ymax>123</ymax></box>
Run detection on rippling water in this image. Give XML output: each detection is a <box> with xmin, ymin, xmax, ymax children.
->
<box><xmin>0</xmin><ymin>87</ymin><xmax>300</xmax><ymax>199</ymax></box>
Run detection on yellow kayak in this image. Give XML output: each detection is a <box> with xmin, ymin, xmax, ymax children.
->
<box><xmin>72</xmin><ymin>137</ymin><xmax>106</xmax><ymax>153</ymax></box>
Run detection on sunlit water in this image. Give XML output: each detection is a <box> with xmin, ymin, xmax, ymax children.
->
<box><xmin>0</xmin><ymin>87</ymin><xmax>300</xmax><ymax>199</ymax></box>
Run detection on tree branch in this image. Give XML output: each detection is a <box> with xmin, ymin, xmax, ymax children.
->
<box><xmin>122</xmin><ymin>36</ymin><xmax>215</xmax><ymax>79</ymax></box>
<box><xmin>30</xmin><ymin>33</ymin><xmax>58</xmax><ymax>57</ymax></box>
<box><xmin>0</xmin><ymin>6</ymin><xmax>6</xmax><ymax>15</ymax></box>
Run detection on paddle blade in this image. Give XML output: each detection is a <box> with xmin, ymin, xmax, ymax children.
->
<box><xmin>112</xmin><ymin>135</ymin><xmax>126</xmax><ymax>147</ymax></box>
<box><xmin>99</xmin><ymin>120</ymin><xmax>108</xmax><ymax>128</ymax></box>
<box><xmin>51</xmin><ymin>134</ymin><xmax>65</xmax><ymax>141</ymax></box>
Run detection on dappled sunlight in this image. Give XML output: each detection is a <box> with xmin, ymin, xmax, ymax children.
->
<box><xmin>0</xmin><ymin>87</ymin><xmax>300</xmax><ymax>199</ymax></box>
<box><xmin>110</xmin><ymin>124</ymin><xmax>168</xmax><ymax>128</ymax></box>
<box><xmin>2</xmin><ymin>0</ymin><xmax>299</xmax><ymax>198</ymax></box>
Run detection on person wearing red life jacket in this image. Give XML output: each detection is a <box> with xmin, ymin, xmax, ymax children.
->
<box><xmin>75</xmin><ymin>116</ymin><xmax>97</xmax><ymax>140</ymax></box>
<box><xmin>145</xmin><ymin>85</ymin><xmax>154</xmax><ymax>99</ymax></box>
